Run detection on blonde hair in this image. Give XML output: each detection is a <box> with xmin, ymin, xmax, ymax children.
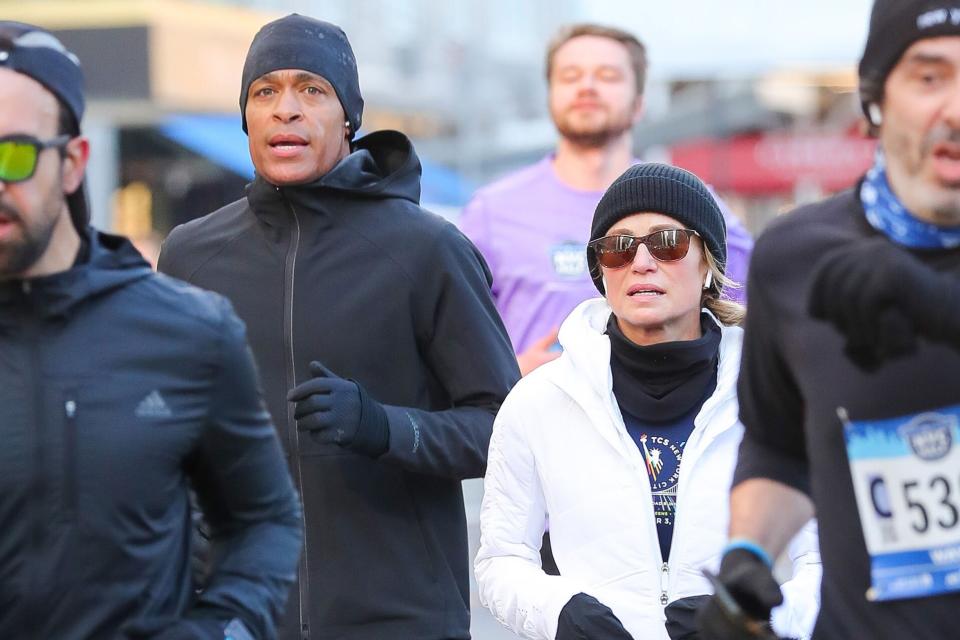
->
<box><xmin>703</xmin><ymin>249</ymin><xmax>745</xmax><ymax>326</ymax></box>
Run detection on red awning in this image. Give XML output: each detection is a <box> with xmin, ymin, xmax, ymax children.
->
<box><xmin>670</xmin><ymin>133</ymin><xmax>877</xmax><ymax>195</ymax></box>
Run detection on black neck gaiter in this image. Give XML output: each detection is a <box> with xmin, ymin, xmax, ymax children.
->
<box><xmin>607</xmin><ymin>313</ymin><xmax>722</xmax><ymax>422</ymax></box>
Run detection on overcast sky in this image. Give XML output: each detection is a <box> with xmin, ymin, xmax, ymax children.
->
<box><xmin>581</xmin><ymin>0</ymin><xmax>874</xmax><ymax>77</ymax></box>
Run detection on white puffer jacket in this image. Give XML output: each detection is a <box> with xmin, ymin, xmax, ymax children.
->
<box><xmin>475</xmin><ymin>298</ymin><xmax>821</xmax><ymax>640</ymax></box>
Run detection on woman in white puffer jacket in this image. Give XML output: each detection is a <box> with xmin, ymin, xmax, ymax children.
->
<box><xmin>475</xmin><ymin>164</ymin><xmax>821</xmax><ymax>640</ymax></box>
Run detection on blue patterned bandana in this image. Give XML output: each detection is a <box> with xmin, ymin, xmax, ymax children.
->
<box><xmin>861</xmin><ymin>149</ymin><xmax>960</xmax><ymax>249</ymax></box>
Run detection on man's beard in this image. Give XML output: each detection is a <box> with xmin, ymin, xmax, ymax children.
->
<box><xmin>886</xmin><ymin>123</ymin><xmax>960</xmax><ymax>225</ymax></box>
<box><xmin>554</xmin><ymin>107</ymin><xmax>635</xmax><ymax>149</ymax></box>
<box><xmin>0</xmin><ymin>197</ymin><xmax>60</xmax><ymax>279</ymax></box>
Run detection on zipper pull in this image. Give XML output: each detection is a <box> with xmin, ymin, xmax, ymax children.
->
<box><xmin>660</xmin><ymin>562</ymin><xmax>669</xmax><ymax>605</ymax></box>
<box><xmin>65</xmin><ymin>399</ymin><xmax>77</xmax><ymax>419</ymax></box>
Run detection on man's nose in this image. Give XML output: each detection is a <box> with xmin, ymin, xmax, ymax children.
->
<box><xmin>273</xmin><ymin>90</ymin><xmax>303</xmax><ymax>123</ymax></box>
<box><xmin>943</xmin><ymin>81</ymin><xmax>960</xmax><ymax>129</ymax></box>
<box><xmin>576</xmin><ymin>75</ymin><xmax>598</xmax><ymax>94</ymax></box>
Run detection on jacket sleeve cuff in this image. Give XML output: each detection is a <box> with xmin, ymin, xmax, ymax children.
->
<box><xmin>350</xmin><ymin>381</ymin><xmax>390</xmax><ymax>458</ymax></box>
<box><xmin>381</xmin><ymin>404</ymin><xmax>422</xmax><ymax>461</ymax></box>
<box><xmin>732</xmin><ymin>432</ymin><xmax>810</xmax><ymax>496</ymax></box>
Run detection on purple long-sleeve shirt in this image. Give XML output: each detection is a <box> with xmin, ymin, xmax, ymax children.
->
<box><xmin>459</xmin><ymin>156</ymin><xmax>752</xmax><ymax>354</ymax></box>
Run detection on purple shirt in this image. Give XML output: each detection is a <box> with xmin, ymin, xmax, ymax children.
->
<box><xmin>722</xmin><ymin>209</ymin><xmax>753</xmax><ymax>306</ymax></box>
<box><xmin>459</xmin><ymin>156</ymin><xmax>752</xmax><ymax>354</ymax></box>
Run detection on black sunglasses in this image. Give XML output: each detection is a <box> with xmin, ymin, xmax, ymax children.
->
<box><xmin>588</xmin><ymin>228</ymin><xmax>700</xmax><ymax>268</ymax></box>
<box><xmin>0</xmin><ymin>134</ymin><xmax>72</xmax><ymax>183</ymax></box>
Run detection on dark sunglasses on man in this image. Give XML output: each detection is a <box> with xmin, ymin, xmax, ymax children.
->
<box><xmin>588</xmin><ymin>228</ymin><xmax>701</xmax><ymax>269</ymax></box>
<box><xmin>0</xmin><ymin>134</ymin><xmax>72</xmax><ymax>183</ymax></box>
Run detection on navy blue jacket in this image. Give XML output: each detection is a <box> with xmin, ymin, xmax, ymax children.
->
<box><xmin>0</xmin><ymin>232</ymin><xmax>303</xmax><ymax>639</ymax></box>
<box><xmin>159</xmin><ymin>131</ymin><xmax>520</xmax><ymax>640</ymax></box>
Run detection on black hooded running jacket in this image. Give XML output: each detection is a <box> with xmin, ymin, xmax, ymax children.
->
<box><xmin>158</xmin><ymin>130</ymin><xmax>520</xmax><ymax>640</ymax></box>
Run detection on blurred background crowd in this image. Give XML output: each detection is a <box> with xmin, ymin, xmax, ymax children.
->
<box><xmin>4</xmin><ymin>0</ymin><xmax>873</xmax><ymax>267</ymax></box>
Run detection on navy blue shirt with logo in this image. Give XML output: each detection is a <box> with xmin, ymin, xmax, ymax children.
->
<box><xmin>619</xmin><ymin>371</ymin><xmax>717</xmax><ymax>561</ymax></box>
<box><xmin>622</xmin><ymin>408</ymin><xmax>696</xmax><ymax>561</ymax></box>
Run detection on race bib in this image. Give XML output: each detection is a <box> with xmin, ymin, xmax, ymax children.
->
<box><xmin>842</xmin><ymin>404</ymin><xmax>960</xmax><ymax>602</ymax></box>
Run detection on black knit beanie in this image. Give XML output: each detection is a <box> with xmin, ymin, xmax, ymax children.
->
<box><xmin>859</xmin><ymin>1</ymin><xmax>960</xmax><ymax>124</ymax></box>
<box><xmin>588</xmin><ymin>163</ymin><xmax>726</xmax><ymax>294</ymax></box>
<box><xmin>0</xmin><ymin>22</ymin><xmax>89</xmax><ymax>232</ymax></box>
<box><xmin>240</xmin><ymin>14</ymin><xmax>363</xmax><ymax>138</ymax></box>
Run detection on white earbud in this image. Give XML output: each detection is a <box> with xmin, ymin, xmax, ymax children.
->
<box><xmin>868</xmin><ymin>103</ymin><xmax>883</xmax><ymax>127</ymax></box>
<box><xmin>602</xmin><ymin>275</ymin><xmax>610</xmax><ymax>293</ymax></box>
<box><xmin>703</xmin><ymin>271</ymin><xmax>713</xmax><ymax>290</ymax></box>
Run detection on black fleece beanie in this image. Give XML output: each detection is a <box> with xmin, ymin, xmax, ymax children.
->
<box><xmin>588</xmin><ymin>163</ymin><xmax>726</xmax><ymax>295</ymax></box>
<box><xmin>859</xmin><ymin>1</ymin><xmax>960</xmax><ymax>124</ymax></box>
<box><xmin>240</xmin><ymin>14</ymin><xmax>363</xmax><ymax>138</ymax></box>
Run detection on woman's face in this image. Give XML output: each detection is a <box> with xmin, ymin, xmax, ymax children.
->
<box><xmin>600</xmin><ymin>212</ymin><xmax>709</xmax><ymax>346</ymax></box>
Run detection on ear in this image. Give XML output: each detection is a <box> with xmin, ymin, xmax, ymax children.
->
<box><xmin>61</xmin><ymin>136</ymin><xmax>90</xmax><ymax>196</ymax></box>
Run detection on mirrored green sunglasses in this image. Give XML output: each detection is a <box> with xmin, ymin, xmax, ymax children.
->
<box><xmin>0</xmin><ymin>134</ymin><xmax>72</xmax><ymax>183</ymax></box>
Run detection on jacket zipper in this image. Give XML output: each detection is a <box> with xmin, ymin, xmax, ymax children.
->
<box><xmin>24</xmin><ymin>291</ymin><xmax>45</xmax><ymax>637</ymax></box>
<box><xmin>659</xmin><ymin>561</ymin><xmax>670</xmax><ymax>605</ymax></box>
<box><xmin>281</xmin><ymin>192</ymin><xmax>311</xmax><ymax>640</ymax></box>
<box><xmin>609</xmin><ymin>396</ymin><xmax>673</xmax><ymax>608</ymax></box>
<box><xmin>62</xmin><ymin>397</ymin><xmax>78</xmax><ymax>522</ymax></box>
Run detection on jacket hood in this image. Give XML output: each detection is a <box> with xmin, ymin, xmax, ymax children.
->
<box><xmin>0</xmin><ymin>229</ymin><xmax>153</xmax><ymax>324</ymax></box>
<box><xmin>248</xmin><ymin>129</ymin><xmax>422</xmax><ymax>209</ymax></box>
<box><xmin>552</xmin><ymin>297</ymin><xmax>742</xmax><ymax>420</ymax></box>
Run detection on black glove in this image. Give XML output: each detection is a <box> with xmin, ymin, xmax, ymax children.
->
<box><xmin>123</xmin><ymin>616</ymin><xmax>253</xmax><ymax>640</ymax></box>
<box><xmin>665</xmin><ymin>595</ymin><xmax>710</xmax><ymax>639</ymax></box>
<box><xmin>695</xmin><ymin>548</ymin><xmax>784</xmax><ymax>640</ymax></box>
<box><xmin>808</xmin><ymin>237</ymin><xmax>960</xmax><ymax>370</ymax></box>
<box><xmin>288</xmin><ymin>361</ymin><xmax>390</xmax><ymax>457</ymax></box>
<box><xmin>556</xmin><ymin>593</ymin><xmax>635</xmax><ymax>640</ymax></box>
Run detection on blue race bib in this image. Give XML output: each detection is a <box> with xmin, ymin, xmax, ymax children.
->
<box><xmin>842</xmin><ymin>404</ymin><xmax>960</xmax><ymax>601</ymax></box>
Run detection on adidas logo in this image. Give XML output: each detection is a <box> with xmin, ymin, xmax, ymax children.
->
<box><xmin>135</xmin><ymin>390</ymin><xmax>172</xmax><ymax>419</ymax></box>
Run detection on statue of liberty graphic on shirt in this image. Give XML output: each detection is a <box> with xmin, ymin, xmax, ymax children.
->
<box><xmin>640</xmin><ymin>433</ymin><xmax>684</xmax><ymax>527</ymax></box>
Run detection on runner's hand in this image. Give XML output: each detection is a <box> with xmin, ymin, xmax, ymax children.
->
<box><xmin>696</xmin><ymin>549</ymin><xmax>783</xmax><ymax>640</ymax></box>
<box><xmin>517</xmin><ymin>327</ymin><xmax>561</xmax><ymax>376</ymax></box>
<box><xmin>556</xmin><ymin>593</ymin><xmax>635</xmax><ymax>640</ymax></box>
<box><xmin>806</xmin><ymin>238</ymin><xmax>948</xmax><ymax>370</ymax></box>
<box><xmin>288</xmin><ymin>361</ymin><xmax>389</xmax><ymax>457</ymax></box>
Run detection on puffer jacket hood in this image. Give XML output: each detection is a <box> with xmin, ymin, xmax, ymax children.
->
<box><xmin>553</xmin><ymin>297</ymin><xmax>741</xmax><ymax>438</ymax></box>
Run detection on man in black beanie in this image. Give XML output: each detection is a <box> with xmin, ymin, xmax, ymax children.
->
<box><xmin>698</xmin><ymin>2</ymin><xmax>960</xmax><ymax>639</ymax></box>
<box><xmin>158</xmin><ymin>13</ymin><xmax>519</xmax><ymax>640</ymax></box>
<box><xmin>0</xmin><ymin>21</ymin><xmax>304</xmax><ymax>640</ymax></box>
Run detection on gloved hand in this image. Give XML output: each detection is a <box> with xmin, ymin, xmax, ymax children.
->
<box><xmin>695</xmin><ymin>548</ymin><xmax>784</xmax><ymax>640</ymax></box>
<box><xmin>664</xmin><ymin>595</ymin><xmax>710</xmax><ymax>639</ymax></box>
<box><xmin>122</xmin><ymin>615</ymin><xmax>245</xmax><ymax>639</ymax></box>
<box><xmin>808</xmin><ymin>237</ymin><xmax>960</xmax><ymax>370</ymax></box>
<box><xmin>556</xmin><ymin>593</ymin><xmax>635</xmax><ymax>640</ymax></box>
<box><xmin>287</xmin><ymin>361</ymin><xmax>390</xmax><ymax>457</ymax></box>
